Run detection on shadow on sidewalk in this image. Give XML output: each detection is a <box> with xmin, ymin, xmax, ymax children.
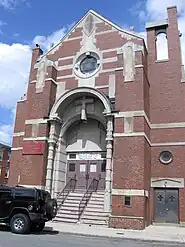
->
<box><xmin>0</xmin><ymin>225</ymin><xmax>59</xmax><ymax>235</ymax></box>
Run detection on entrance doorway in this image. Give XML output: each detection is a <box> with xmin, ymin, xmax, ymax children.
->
<box><xmin>67</xmin><ymin>160</ymin><xmax>106</xmax><ymax>191</ymax></box>
<box><xmin>154</xmin><ymin>188</ymin><xmax>179</xmax><ymax>224</ymax></box>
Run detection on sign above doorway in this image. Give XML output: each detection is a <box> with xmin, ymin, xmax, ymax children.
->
<box><xmin>67</xmin><ymin>152</ymin><xmax>106</xmax><ymax>160</ymax></box>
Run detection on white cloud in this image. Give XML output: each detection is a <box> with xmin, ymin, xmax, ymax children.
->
<box><xmin>33</xmin><ymin>27</ymin><xmax>67</xmax><ymax>52</ymax></box>
<box><xmin>0</xmin><ymin>26</ymin><xmax>68</xmax><ymax>144</ymax></box>
<box><xmin>0</xmin><ymin>124</ymin><xmax>13</xmax><ymax>145</ymax></box>
<box><xmin>0</xmin><ymin>43</ymin><xmax>32</xmax><ymax>109</ymax></box>
<box><xmin>32</xmin><ymin>23</ymin><xmax>74</xmax><ymax>52</ymax></box>
<box><xmin>0</xmin><ymin>0</ymin><xmax>27</xmax><ymax>9</ymax></box>
<box><xmin>0</xmin><ymin>20</ymin><xmax>6</xmax><ymax>35</ymax></box>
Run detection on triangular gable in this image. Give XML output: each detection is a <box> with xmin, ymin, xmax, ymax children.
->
<box><xmin>41</xmin><ymin>9</ymin><xmax>144</xmax><ymax>58</ymax></box>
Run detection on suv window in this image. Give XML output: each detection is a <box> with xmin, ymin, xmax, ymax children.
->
<box><xmin>0</xmin><ymin>190</ymin><xmax>12</xmax><ymax>200</ymax></box>
<box><xmin>15</xmin><ymin>188</ymin><xmax>36</xmax><ymax>200</ymax></box>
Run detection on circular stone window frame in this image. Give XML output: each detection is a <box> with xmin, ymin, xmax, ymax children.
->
<box><xmin>159</xmin><ymin>150</ymin><xmax>173</xmax><ymax>165</ymax></box>
<box><xmin>74</xmin><ymin>51</ymin><xmax>101</xmax><ymax>79</ymax></box>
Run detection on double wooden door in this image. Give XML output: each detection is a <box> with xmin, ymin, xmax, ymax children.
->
<box><xmin>67</xmin><ymin>160</ymin><xmax>106</xmax><ymax>190</ymax></box>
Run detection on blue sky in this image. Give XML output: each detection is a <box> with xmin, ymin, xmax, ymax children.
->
<box><xmin>0</xmin><ymin>0</ymin><xmax>144</xmax><ymax>44</ymax></box>
<box><xmin>0</xmin><ymin>0</ymin><xmax>184</xmax><ymax>146</ymax></box>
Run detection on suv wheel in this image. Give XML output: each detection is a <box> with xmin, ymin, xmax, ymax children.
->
<box><xmin>31</xmin><ymin>222</ymin><xmax>45</xmax><ymax>232</ymax></box>
<box><xmin>10</xmin><ymin>213</ymin><xmax>30</xmax><ymax>234</ymax></box>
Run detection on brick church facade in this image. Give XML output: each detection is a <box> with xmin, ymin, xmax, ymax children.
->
<box><xmin>9</xmin><ymin>6</ymin><xmax>185</xmax><ymax>229</ymax></box>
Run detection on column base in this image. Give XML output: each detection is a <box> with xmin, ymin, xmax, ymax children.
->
<box><xmin>104</xmin><ymin>190</ymin><xmax>111</xmax><ymax>212</ymax></box>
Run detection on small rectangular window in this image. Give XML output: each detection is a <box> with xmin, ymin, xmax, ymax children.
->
<box><xmin>8</xmin><ymin>151</ymin><xmax>10</xmax><ymax>161</ymax></box>
<box><xmin>69</xmin><ymin>163</ymin><xmax>75</xmax><ymax>172</ymax></box>
<box><xmin>69</xmin><ymin>153</ymin><xmax>76</xmax><ymax>159</ymax></box>
<box><xmin>124</xmin><ymin>196</ymin><xmax>131</xmax><ymax>207</ymax></box>
<box><xmin>0</xmin><ymin>151</ymin><xmax>3</xmax><ymax>161</ymax></box>
<box><xmin>5</xmin><ymin>166</ymin><xmax>9</xmax><ymax>178</ymax></box>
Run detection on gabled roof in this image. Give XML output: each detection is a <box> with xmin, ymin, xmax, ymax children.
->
<box><xmin>42</xmin><ymin>9</ymin><xmax>144</xmax><ymax>58</ymax></box>
<box><xmin>0</xmin><ymin>141</ymin><xmax>11</xmax><ymax>149</ymax></box>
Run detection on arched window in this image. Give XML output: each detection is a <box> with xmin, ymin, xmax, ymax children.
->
<box><xmin>156</xmin><ymin>32</ymin><xmax>169</xmax><ymax>61</ymax></box>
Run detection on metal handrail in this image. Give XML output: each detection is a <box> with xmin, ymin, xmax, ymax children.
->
<box><xmin>78</xmin><ymin>178</ymin><xmax>99</xmax><ymax>221</ymax></box>
<box><xmin>56</xmin><ymin>177</ymin><xmax>77</xmax><ymax>210</ymax></box>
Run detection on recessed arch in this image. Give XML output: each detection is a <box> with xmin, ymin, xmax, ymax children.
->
<box><xmin>59</xmin><ymin>112</ymin><xmax>106</xmax><ymax>138</ymax></box>
<box><xmin>49</xmin><ymin>87</ymin><xmax>112</xmax><ymax>118</ymax></box>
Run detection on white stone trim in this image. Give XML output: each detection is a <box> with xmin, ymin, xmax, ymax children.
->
<box><xmin>11</xmin><ymin>147</ymin><xmax>23</xmax><ymax>151</ymax></box>
<box><xmin>30</xmin><ymin>80</ymin><xmax>37</xmax><ymax>84</ymax></box>
<box><xmin>57</xmin><ymin>48</ymin><xmax>119</xmax><ymax>62</ymax></box>
<box><xmin>95</xmin><ymin>85</ymin><xmax>109</xmax><ymax>89</ymax></box>
<box><xmin>151</xmin><ymin>177</ymin><xmax>184</xmax><ymax>188</ymax></box>
<box><xmin>57</xmin><ymin>75</ymin><xmax>74</xmax><ymax>80</ymax></box>
<box><xmin>114</xmin><ymin>132</ymin><xmax>151</xmax><ymax>146</ymax></box>
<box><xmin>13</xmin><ymin>132</ymin><xmax>25</xmax><ymax>137</ymax></box>
<box><xmin>58</xmin><ymin>56</ymin><xmax>74</xmax><ymax>61</ymax></box>
<box><xmin>30</xmin><ymin>78</ymin><xmax>56</xmax><ymax>84</ymax></box>
<box><xmin>18</xmin><ymin>97</ymin><xmax>27</xmax><ymax>103</ymax></box>
<box><xmin>58</xmin><ymin>64</ymin><xmax>73</xmax><ymax>70</ymax></box>
<box><xmin>100</xmin><ymin>67</ymin><xmax>123</xmax><ymax>74</ymax></box>
<box><xmin>23</xmin><ymin>137</ymin><xmax>48</xmax><ymax>141</ymax></box>
<box><xmin>112</xmin><ymin>189</ymin><xmax>148</xmax><ymax>197</ymax></box>
<box><xmin>110</xmin><ymin>215</ymin><xmax>144</xmax><ymax>219</ymax></box>
<box><xmin>19</xmin><ymin>184</ymin><xmax>45</xmax><ymax>189</ymax></box>
<box><xmin>152</xmin><ymin>122</ymin><xmax>185</xmax><ymax>129</ymax></box>
<box><xmin>25</xmin><ymin>119</ymin><xmax>48</xmax><ymax>124</ymax></box>
<box><xmin>153</xmin><ymin>141</ymin><xmax>185</xmax><ymax>146</ymax></box>
<box><xmin>103</xmin><ymin>57</ymin><xmax>117</xmax><ymax>63</ymax></box>
<box><xmin>56</xmin><ymin>67</ymin><xmax>124</xmax><ymax>80</ymax></box>
<box><xmin>135</xmin><ymin>64</ymin><xmax>144</xmax><ymax>68</ymax></box>
<box><xmin>114</xmin><ymin>131</ymin><xmax>185</xmax><ymax>147</ymax></box>
<box><xmin>64</xmin><ymin>37</ymin><xmax>82</xmax><ymax>42</ymax></box>
<box><xmin>96</xmin><ymin>30</ymin><xmax>116</xmax><ymax>35</ymax></box>
<box><xmin>57</xmin><ymin>57</ymin><xmax>117</xmax><ymax>71</ymax></box>
<box><xmin>45</xmin><ymin>78</ymin><xmax>57</xmax><ymax>84</ymax></box>
<box><xmin>114</xmin><ymin>110</ymin><xmax>185</xmax><ymax>129</ymax></box>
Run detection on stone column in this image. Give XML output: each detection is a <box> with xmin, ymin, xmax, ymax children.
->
<box><xmin>45</xmin><ymin>120</ymin><xmax>57</xmax><ymax>193</ymax></box>
<box><xmin>52</xmin><ymin>136</ymin><xmax>67</xmax><ymax>197</ymax></box>
<box><xmin>104</xmin><ymin>116</ymin><xmax>113</xmax><ymax>212</ymax></box>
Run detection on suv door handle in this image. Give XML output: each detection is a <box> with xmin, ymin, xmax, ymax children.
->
<box><xmin>5</xmin><ymin>200</ymin><xmax>11</xmax><ymax>204</ymax></box>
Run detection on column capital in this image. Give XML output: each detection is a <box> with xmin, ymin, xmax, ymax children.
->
<box><xmin>49</xmin><ymin>116</ymin><xmax>63</xmax><ymax>125</ymax></box>
<box><xmin>48</xmin><ymin>139</ymin><xmax>57</xmax><ymax>146</ymax></box>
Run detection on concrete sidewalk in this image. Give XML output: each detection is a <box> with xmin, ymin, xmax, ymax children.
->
<box><xmin>45</xmin><ymin>222</ymin><xmax>185</xmax><ymax>243</ymax></box>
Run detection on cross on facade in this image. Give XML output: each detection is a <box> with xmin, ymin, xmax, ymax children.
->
<box><xmin>158</xmin><ymin>194</ymin><xmax>163</xmax><ymax>202</ymax></box>
<box><xmin>74</xmin><ymin>96</ymin><xmax>94</xmax><ymax>121</ymax></box>
<box><xmin>169</xmin><ymin>195</ymin><xmax>175</xmax><ymax>202</ymax></box>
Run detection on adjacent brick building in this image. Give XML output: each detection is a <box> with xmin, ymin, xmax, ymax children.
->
<box><xmin>0</xmin><ymin>142</ymin><xmax>11</xmax><ymax>184</ymax></box>
<box><xmin>8</xmin><ymin>6</ymin><xmax>185</xmax><ymax>229</ymax></box>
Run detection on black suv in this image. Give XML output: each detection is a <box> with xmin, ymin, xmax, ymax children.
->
<box><xmin>0</xmin><ymin>185</ymin><xmax>57</xmax><ymax>234</ymax></box>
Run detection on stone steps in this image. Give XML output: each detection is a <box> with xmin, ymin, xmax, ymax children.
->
<box><xmin>55</xmin><ymin>191</ymin><xmax>108</xmax><ymax>226</ymax></box>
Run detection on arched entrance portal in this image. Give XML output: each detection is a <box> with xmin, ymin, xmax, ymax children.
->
<box><xmin>46</xmin><ymin>87</ymin><xmax>113</xmax><ymax>212</ymax></box>
<box><xmin>66</xmin><ymin>119</ymin><xmax>107</xmax><ymax>190</ymax></box>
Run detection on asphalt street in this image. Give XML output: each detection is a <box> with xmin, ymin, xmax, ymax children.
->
<box><xmin>0</xmin><ymin>227</ymin><xmax>184</xmax><ymax>247</ymax></box>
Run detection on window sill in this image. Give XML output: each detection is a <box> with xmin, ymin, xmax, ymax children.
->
<box><xmin>155</xmin><ymin>59</ymin><xmax>169</xmax><ymax>63</ymax></box>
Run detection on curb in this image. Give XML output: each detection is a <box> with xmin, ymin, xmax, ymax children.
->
<box><xmin>44</xmin><ymin>227</ymin><xmax>185</xmax><ymax>244</ymax></box>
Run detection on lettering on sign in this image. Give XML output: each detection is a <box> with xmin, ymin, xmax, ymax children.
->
<box><xmin>78</xmin><ymin>153</ymin><xmax>100</xmax><ymax>160</ymax></box>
